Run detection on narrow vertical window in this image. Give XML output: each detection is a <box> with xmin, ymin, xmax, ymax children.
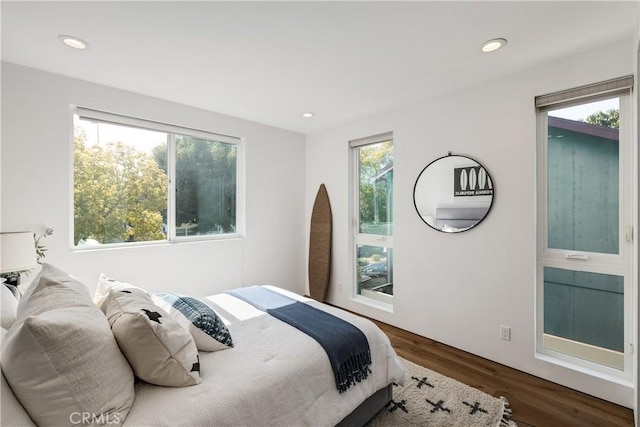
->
<box><xmin>536</xmin><ymin>76</ymin><xmax>633</xmax><ymax>377</ymax></box>
<box><xmin>351</xmin><ymin>133</ymin><xmax>393</xmax><ymax>305</ymax></box>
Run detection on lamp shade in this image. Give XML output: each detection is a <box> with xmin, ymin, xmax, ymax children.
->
<box><xmin>0</xmin><ymin>232</ymin><xmax>38</xmax><ymax>274</ymax></box>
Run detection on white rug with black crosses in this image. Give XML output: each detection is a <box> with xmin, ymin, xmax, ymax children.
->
<box><xmin>368</xmin><ymin>357</ymin><xmax>517</xmax><ymax>427</ymax></box>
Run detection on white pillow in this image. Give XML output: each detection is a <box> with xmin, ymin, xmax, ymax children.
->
<box><xmin>94</xmin><ymin>273</ymin><xmax>149</xmax><ymax>306</ymax></box>
<box><xmin>2</xmin><ymin>264</ymin><xmax>135</xmax><ymax>426</ymax></box>
<box><xmin>100</xmin><ymin>288</ymin><xmax>201</xmax><ymax>387</ymax></box>
<box><xmin>1</xmin><ymin>284</ymin><xmax>18</xmax><ymax>329</ymax></box>
<box><xmin>152</xmin><ymin>293</ymin><xmax>234</xmax><ymax>352</ymax></box>
<box><xmin>1</xmin><ymin>327</ymin><xmax>36</xmax><ymax>427</ymax></box>
<box><xmin>442</xmin><ymin>224</ymin><xmax>465</xmax><ymax>233</ymax></box>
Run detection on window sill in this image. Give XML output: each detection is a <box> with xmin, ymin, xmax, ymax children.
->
<box><xmin>534</xmin><ymin>350</ymin><xmax>632</xmax><ymax>387</ymax></box>
<box><xmin>350</xmin><ymin>294</ymin><xmax>394</xmax><ymax>313</ymax></box>
<box><xmin>71</xmin><ymin>234</ymin><xmax>242</xmax><ymax>252</ymax></box>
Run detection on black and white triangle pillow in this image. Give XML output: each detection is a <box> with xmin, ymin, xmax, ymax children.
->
<box><xmin>152</xmin><ymin>293</ymin><xmax>234</xmax><ymax>352</ymax></box>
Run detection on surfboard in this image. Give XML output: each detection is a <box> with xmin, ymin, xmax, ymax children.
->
<box><xmin>309</xmin><ymin>184</ymin><xmax>332</xmax><ymax>302</ymax></box>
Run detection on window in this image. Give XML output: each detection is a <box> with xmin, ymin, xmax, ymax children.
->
<box><xmin>73</xmin><ymin>108</ymin><xmax>241</xmax><ymax>247</ymax></box>
<box><xmin>351</xmin><ymin>132</ymin><xmax>393</xmax><ymax>305</ymax></box>
<box><xmin>535</xmin><ymin>76</ymin><xmax>633</xmax><ymax>378</ymax></box>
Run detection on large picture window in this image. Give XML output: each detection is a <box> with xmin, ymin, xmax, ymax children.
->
<box><xmin>73</xmin><ymin>108</ymin><xmax>241</xmax><ymax>247</ymax></box>
<box><xmin>535</xmin><ymin>76</ymin><xmax>633</xmax><ymax>378</ymax></box>
<box><xmin>351</xmin><ymin>132</ymin><xmax>393</xmax><ymax>305</ymax></box>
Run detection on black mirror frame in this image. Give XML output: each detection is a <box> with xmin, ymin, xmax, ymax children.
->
<box><xmin>413</xmin><ymin>153</ymin><xmax>495</xmax><ymax>233</ymax></box>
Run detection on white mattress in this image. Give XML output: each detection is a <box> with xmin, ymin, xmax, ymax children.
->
<box><xmin>123</xmin><ymin>286</ymin><xmax>405</xmax><ymax>427</ymax></box>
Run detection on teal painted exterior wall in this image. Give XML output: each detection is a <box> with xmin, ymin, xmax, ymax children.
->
<box><xmin>544</xmin><ymin>123</ymin><xmax>623</xmax><ymax>353</ymax></box>
<box><xmin>547</xmin><ymin>126</ymin><xmax>618</xmax><ymax>254</ymax></box>
<box><xmin>544</xmin><ymin>267</ymin><xmax>624</xmax><ymax>352</ymax></box>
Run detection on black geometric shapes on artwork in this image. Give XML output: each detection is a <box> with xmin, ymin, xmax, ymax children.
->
<box><xmin>425</xmin><ymin>399</ymin><xmax>451</xmax><ymax>414</ymax></box>
<box><xmin>385</xmin><ymin>399</ymin><xmax>409</xmax><ymax>414</ymax></box>
<box><xmin>463</xmin><ymin>400</ymin><xmax>488</xmax><ymax>415</ymax></box>
<box><xmin>411</xmin><ymin>376</ymin><xmax>434</xmax><ymax>389</ymax></box>
<box><xmin>191</xmin><ymin>355</ymin><xmax>200</xmax><ymax>373</ymax></box>
<box><xmin>119</xmin><ymin>290</ymin><xmax>132</xmax><ymax>293</ymax></box>
<box><xmin>142</xmin><ymin>309</ymin><xmax>163</xmax><ymax>324</ymax></box>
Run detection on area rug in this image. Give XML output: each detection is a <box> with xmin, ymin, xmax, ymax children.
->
<box><xmin>368</xmin><ymin>357</ymin><xmax>517</xmax><ymax>427</ymax></box>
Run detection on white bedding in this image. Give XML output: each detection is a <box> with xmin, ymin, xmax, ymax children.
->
<box><xmin>123</xmin><ymin>286</ymin><xmax>405</xmax><ymax>427</ymax></box>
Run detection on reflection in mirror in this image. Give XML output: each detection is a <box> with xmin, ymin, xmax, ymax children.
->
<box><xmin>413</xmin><ymin>154</ymin><xmax>494</xmax><ymax>233</ymax></box>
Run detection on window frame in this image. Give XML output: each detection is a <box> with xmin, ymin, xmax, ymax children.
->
<box><xmin>535</xmin><ymin>86</ymin><xmax>633</xmax><ymax>382</ymax></box>
<box><xmin>349</xmin><ymin>132</ymin><xmax>394</xmax><ymax>310</ymax></box>
<box><xmin>71</xmin><ymin>107</ymin><xmax>245</xmax><ymax>250</ymax></box>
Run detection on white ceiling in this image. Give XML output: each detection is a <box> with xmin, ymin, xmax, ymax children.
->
<box><xmin>2</xmin><ymin>1</ymin><xmax>638</xmax><ymax>135</ymax></box>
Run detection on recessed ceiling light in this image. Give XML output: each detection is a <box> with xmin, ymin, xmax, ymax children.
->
<box><xmin>302</xmin><ymin>112</ymin><xmax>314</xmax><ymax>118</ymax></box>
<box><xmin>481</xmin><ymin>38</ymin><xmax>507</xmax><ymax>53</ymax></box>
<box><xmin>58</xmin><ymin>35</ymin><xmax>90</xmax><ymax>50</ymax></box>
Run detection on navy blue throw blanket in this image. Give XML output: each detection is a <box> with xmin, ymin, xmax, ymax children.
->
<box><xmin>226</xmin><ymin>286</ymin><xmax>372</xmax><ymax>393</ymax></box>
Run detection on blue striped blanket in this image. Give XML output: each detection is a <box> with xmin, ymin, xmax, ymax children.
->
<box><xmin>226</xmin><ymin>286</ymin><xmax>372</xmax><ymax>393</ymax></box>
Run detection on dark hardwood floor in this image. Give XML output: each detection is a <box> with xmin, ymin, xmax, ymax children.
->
<box><xmin>373</xmin><ymin>319</ymin><xmax>634</xmax><ymax>427</ymax></box>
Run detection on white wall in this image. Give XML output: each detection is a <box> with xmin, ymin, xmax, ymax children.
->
<box><xmin>306</xmin><ymin>38</ymin><xmax>636</xmax><ymax>407</ymax></box>
<box><xmin>1</xmin><ymin>62</ymin><xmax>306</xmax><ymax>297</ymax></box>
<box><xmin>634</xmin><ymin>6</ymin><xmax>640</xmax><ymax>426</ymax></box>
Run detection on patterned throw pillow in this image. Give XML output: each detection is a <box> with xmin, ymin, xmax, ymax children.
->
<box><xmin>153</xmin><ymin>293</ymin><xmax>234</xmax><ymax>352</ymax></box>
<box><xmin>2</xmin><ymin>264</ymin><xmax>135</xmax><ymax>426</ymax></box>
<box><xmin>99</xmin><ymin>288</ymin><xmax>201</xmax><ymax>387</ymax></box>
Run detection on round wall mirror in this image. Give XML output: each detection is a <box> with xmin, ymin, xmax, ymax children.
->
<box><xmin>413</xmin><ymin>154</ymin><xmax>494</xmax><ymax>233</ymax></box>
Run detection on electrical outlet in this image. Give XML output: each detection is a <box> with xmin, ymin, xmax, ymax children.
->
<box><xmin>500</xmin><ymin>325</ymin><xmax>511</xmax><ymax>341</ymax></box>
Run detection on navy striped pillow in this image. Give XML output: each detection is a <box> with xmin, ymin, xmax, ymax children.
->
<box><xmin>152</xmin><ymin>293</ymin><xmax>233</xmax><ymax>352</ymax></box>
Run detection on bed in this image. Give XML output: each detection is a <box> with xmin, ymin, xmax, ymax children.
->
<box><xmin>435</xmin><ymin>206</ymin><xmax>490</xmax><ymax>231</ymax></box>
<box><xmin>1</xmin><ymin>264</ymin><xmax>405</xmax><ymax>427</ymax></box>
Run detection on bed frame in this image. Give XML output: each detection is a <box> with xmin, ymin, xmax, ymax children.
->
<box><xmin>337</xmin><ymin>385</ymin><xmax>392</xmax><ymax>426</ymax></box>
